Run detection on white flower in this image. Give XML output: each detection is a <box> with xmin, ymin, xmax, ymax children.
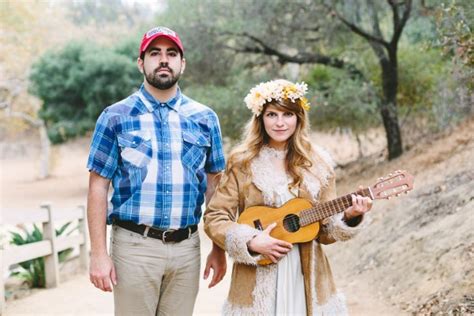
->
<box><xmin>244</xmin><ymin>79</ymin><xmax>310</xmax><ymax>116</ymax></box>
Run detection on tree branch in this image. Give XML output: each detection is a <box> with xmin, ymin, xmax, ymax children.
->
<box><xmin>221</xmin><ymin>31</ymin><xmax>366</xmax><ymax>79</ymax></box>
<box><xmin>329</xmin><ymin>5</ymin><xmax>390</xmax><ymax>48</ymax></box>
<box><xmin>0</xmin><ymin>84</ymin><xmax>42</xmax><ymax>127</ymax></box>
<box><xmin>367</xmin><ymin>0</ymin><xmax>384</xmax><ymax>39</ymax></box>
<box><xmin>387</xmin><ymin>0</ymin><xmax>401</xmax><ymax>31</ymax></box>
<box><xmin>368</xmin><ymin>40</ymin><xmax>388</xmax><ymax>63</ymax></box>
<box><xmin>9</xmin><ymin>111</ymin><xmax>43</xmax><ymax>127</ymax></box>
<box><xmin>390</xmin><ymin>0</ymin><xmax>412</xmax><ymax>45</ymax></box>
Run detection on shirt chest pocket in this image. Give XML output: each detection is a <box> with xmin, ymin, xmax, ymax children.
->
<box><xmin>117</xmin><ymin>132</ymin><xmax>153</xmax><ymax>168</ymax></box>
<box><xmin>181</xmin><ymin>130</ymin><xmax>210</xmax><ymax>170</ymax></box>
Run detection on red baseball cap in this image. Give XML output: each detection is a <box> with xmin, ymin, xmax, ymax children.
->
<box><xmin>139</xmin><ymin>26</ymin><xmax>184</xmax><ymax>57</ymax></box>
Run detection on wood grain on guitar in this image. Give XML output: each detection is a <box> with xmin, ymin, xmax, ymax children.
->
<box><xmin>237</xmin><ymin>170</ymin><xmax>414</xmax><ymax>265</ymax></box>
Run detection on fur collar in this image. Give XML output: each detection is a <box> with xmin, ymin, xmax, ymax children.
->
<box><xmin>250</xmin><ymin>145</ymin><xmax>334</xmax><ymax>205</ymax></box>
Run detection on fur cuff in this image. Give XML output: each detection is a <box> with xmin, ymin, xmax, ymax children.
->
<box><xmin>324</xmin><ymin>212</ymin><xmax>367</xmax><ymax>242</ymax></box>
<box><xmin>225</xmin><ymin>224</ymin><xmax>262</xmax><ymax>265</ymax></box>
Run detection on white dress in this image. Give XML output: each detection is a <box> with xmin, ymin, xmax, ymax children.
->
<box><xmin>252</xmin><ymin>146</ymin><xmax>307</xmax><ymax>315</ymax></box>
<box><xmin>274</xmin><ymin>188</ymin><xmax>307</xmax><ymax>315</ymax></box>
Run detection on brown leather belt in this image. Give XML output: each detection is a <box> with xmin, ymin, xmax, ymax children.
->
<box><xmin>114</xmin><ymin>220</ymin><xmax>197</xmax><ymax>243</ymax></box>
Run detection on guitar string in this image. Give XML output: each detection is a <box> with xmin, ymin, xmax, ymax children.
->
<box><xmin>278</xmin><ymin>189</ymin><xmax>369</xmax><ymax>227</ymax></box>
<box><xmin>282</xmin><ymin>196</ymin><xmax>352</xmax><ymax>226</ymax></box>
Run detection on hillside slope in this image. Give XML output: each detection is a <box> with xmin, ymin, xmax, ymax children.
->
<box><xmin>326</xmin><ymin>118</ymin><xmax>474</xmax><ymax>315</ymax></box>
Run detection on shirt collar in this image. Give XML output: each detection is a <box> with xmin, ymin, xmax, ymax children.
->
<box><xmin>138</xmin><ymin>84</ymin><xmax>182</xmax><ymax>113</ymax></box>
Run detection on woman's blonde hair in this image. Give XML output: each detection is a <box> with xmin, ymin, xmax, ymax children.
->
<box><xmin>223</xmin><ymin>97</ymin><xmax>315</xmax><ymax>191</ymax></box>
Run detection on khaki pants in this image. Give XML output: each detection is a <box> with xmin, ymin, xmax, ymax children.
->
<box><xmin>111</xmin><ymin>225</ymin><xmax>201</xmax><ymax>316</ymax></box>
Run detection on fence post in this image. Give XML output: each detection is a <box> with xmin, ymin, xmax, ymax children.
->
<box><xmin>41</xmin><ymin>204</ymin><xmax>59</xmax><ymax>288</ymax></box>
<box><xmin>78</xmin><ymin>205</ymin><xmax>89</xmax><ymax>272</ymax></box>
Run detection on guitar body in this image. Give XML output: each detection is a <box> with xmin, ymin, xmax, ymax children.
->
<box><xmin>237</xmin><ymin>198</ymin><xmax>320</xmax><ymax>244</ymax></box>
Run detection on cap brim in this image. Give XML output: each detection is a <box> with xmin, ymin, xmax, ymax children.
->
<box><xmin>141</xmin><ymin>34</ymin><xmax>184</xmax><ymax>56</ymax></box>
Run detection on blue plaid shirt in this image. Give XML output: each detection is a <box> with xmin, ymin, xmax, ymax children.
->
<box><xmin>87</xmin><ymin>85</ymin><xmax>225</xmax><ymax>229</ymax></box>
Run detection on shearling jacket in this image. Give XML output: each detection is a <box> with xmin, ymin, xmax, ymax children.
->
<box><xmin>204</xmin><ymin>146</ymin><xmax>366</xmax><ymax>315</ymax></box>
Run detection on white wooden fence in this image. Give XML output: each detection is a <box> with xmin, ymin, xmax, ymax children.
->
<box><xmin>0</xmin><ymin>204</ymin><xmax>89</xmax><ymax>314</ymax></box>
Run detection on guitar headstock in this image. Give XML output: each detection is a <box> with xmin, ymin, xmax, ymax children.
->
<box><xmin>369</xmin><ymin>170</ymin><xmax>414</xmax><ymax>200</ymax></box>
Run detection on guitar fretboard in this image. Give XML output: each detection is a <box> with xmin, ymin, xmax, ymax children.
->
<box><xmin>299</xmin><ymin>188</ymin><xmax>371</xmax><ymax>226</ymax></box>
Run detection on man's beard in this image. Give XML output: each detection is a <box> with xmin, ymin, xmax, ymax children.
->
<box><xmin>144</xmin><ymin>65</ymin><xmax>181</xmax><ymax>90</ymax></box>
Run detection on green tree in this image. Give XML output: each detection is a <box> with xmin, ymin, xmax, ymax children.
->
<box><xmin>306</xmin><ymin>66</ymin><xmax>380</xmax><ymax>132</ymax></box>
<box><xmin>156</xmin><ymin>0</ymin><xmax>239</xmax><ymax>87</ymax></box>
<box><xmin>162</xmin><ymin>0</ymin><xmax>418</xmax><ymax>159</ymax></box>
<box><xmin>29</xmin><ymin>41</ymin><xmax>142</xmax><ymax>143</ymax></box>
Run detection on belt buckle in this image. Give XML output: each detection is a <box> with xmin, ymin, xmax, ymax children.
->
<box><xmin>161</xmin><ymin>229</ymin><xmax>174</xmax><ymax>243</ymax></box>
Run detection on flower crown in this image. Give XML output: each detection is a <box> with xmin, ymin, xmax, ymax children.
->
<box><xmin>244</xmin><ymin>79</ymin><xmax>310</xmax><ymax>116</ymax></box>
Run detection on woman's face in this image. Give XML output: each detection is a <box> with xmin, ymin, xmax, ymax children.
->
<box><xmin>262</xmin><ymin>104</ymin><xmax>297</xmax><ymax>150</ymax></box>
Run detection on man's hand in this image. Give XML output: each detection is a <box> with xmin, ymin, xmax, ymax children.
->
<box><xmin>89</xmin><ymin>253</ymin><xmax>117</xmax><ymax>292</ymax></box>
<box><xmin>203</xmin><ymin>242</ymin><xmax>227</xmax><ymax>288</ymax></box>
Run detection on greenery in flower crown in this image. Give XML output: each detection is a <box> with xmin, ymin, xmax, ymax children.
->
<box><xmin>244</xmin><ymin>79</ymin><xmax>310</xmax><ymax>116</ymax></box>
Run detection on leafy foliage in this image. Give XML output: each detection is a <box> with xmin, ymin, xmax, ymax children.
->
<box><xmin>185</xmin><ymin>77</ymin><xmax>255</xmax><ymax>142</ymax></box>
<box><xmin>305</xmin><ymin>66</ymin><xmax>380</xmax><ymax>133</ymax></box>
<box><xmin>434</xmin><ymin>0</ymin><xmax>473</xmax><ymax>67</ymax></box>
<box><xmin>9</xmin><ymin>222</ymin><xmax>77</xmax><ymax>288</ymax></box>
<box><xmin>25</xmin><ymin>0</ymin><xmax>473</xmax><ymax>148</ymax></box>
<box><xmin>29</xmin><ymin>40</ymin><xmax>142</xmax><ymax>143</ymax></box>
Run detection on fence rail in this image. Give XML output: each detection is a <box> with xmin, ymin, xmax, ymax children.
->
<box><xmin>0</xmin><ymin>204</ymin><xmax>89</xmax><ymax>314</ymax></box>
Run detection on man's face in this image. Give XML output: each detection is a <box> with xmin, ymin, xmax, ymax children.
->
<box><xmin>138</xmin><ymin>37</ymin><xmax>185</xmax><ymax>90</ymax></box>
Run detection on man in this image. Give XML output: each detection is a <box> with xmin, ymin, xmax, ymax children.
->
<box><xmin>87</xmin><ymin>26</ymin><xmax>226</xmax><ymax>315</ymax></box>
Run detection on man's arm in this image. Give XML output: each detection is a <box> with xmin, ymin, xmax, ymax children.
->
<box><xmin>203</xmin><ymin>172</ymin><xmax>227</xmax><ymax>288</ymax></box>
<box><xmin>87</xmin><ymin>171</ymin><xmax>116</xmax><ymax>292</ymax></box>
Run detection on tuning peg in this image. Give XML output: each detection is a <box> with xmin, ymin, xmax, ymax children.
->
<box><xmin>387</xmin><ymin>196</ymin><xmax>392</xmax><ymax>200</ymax></box>
<box><xmin>388</xmin><ymin>173</ymin><xmax>393</xmax><ymax>177</ymax></box>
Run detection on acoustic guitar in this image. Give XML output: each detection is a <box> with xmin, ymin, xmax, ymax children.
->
<box><xmin>237</xmin><ymin>170</ymin><xmax>414</xmax><ymax>265</ymax></box>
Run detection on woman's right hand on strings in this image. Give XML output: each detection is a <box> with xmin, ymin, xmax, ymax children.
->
<box><xmin>247</xmin><ymin>223</ymin><xmax>293</xmax><ymax>263</ymax></box>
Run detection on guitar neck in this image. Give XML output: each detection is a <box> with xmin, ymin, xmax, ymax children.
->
<box><xmin>299</xmin><ymin>188</ymin><xmax>372</xmax><ymax>226</ymax></box>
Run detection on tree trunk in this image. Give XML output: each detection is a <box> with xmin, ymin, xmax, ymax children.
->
<box><xmin>38</xmin><ymin>121</ymin><xmax>51</xmax><ymax>179</ymax></box>
<box><xmin>379</xmin><ymin>48</ymin><xmax>403</xmax><ymax>160</ymax></box>
<box><xmin>355</xmin><ymin>133</ymin><xmax>364</xmax><ymax>159</ymax></box>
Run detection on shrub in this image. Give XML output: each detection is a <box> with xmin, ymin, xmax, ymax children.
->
<box><xmin>305</xmin><ymin>65</ymin><xmax>380</xmax><ymax>133</ymax></box>
<box><xmin>184</xmin><ymin>78</ymin><xmax>253</xmax><ymax>143</ymax></box>
<box><xmin>9</xmin><ymin>222</ymin><xmax>77</xmax><ymax>288</ymax></box>
<box><xmin>29</xmin><ymin>40</ymin><xmax>142</xmax><ymax>144</ymax></box>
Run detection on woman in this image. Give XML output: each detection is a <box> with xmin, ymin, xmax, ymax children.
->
<box><xmin>204</xmin><ymin>79</ymin><xmax>372</xmax><ymax>315</ymax></box>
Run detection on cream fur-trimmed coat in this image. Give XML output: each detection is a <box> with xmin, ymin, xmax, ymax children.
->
<box><xmin>204</xmin><ymin>146</ymin><xmax>366</xmax><ymax>315</ymax></box>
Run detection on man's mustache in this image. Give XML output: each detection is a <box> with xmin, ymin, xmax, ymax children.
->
<box><xmin>155</xmin><ymin>67</ymin><xmax>173</xmax><ymax>74</ymax></box>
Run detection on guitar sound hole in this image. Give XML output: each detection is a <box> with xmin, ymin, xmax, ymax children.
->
<box><xmin>283</xmin><ymin>214</ymin><xmax>300</xmax><ymax>232</ymax></box>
